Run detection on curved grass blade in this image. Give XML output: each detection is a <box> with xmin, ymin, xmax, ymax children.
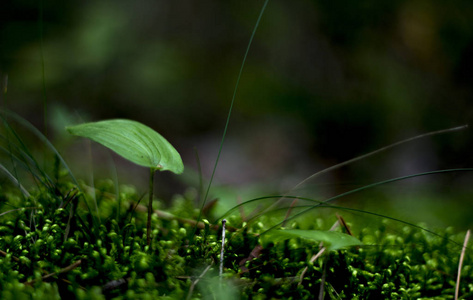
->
<box><xmin>275</xmin><ymin>125</ymin><xmax>469</xmax><ymax>220</ymax></box>
<box><xmin>0</xmin><ymin>110</ymin><xmax>97</xmax><ymax>240</ymax></box>
<box><xmin>0</xmin><ymin>109</ymin><xmax>80</xmax><ymax>187</ymax></box>
<box><xmin>67</xmin><ymin>119</ymin><xmax>184</xmax><ymax>174</ymax></box>
<box><xmin>0</xmin><ymin>163</ymin><xmax>30</xmax><ymax>197</ymax></box>
<box><xmin>0</xmin><ymin>140</ymin><xmax>50</xmax><ymax>190</ymax></box>
<box><xmin>289</xmin><ymin>125</ymin><xmax>468</xmax><ymax>194</ymax></box>
<box><xmin>275</xmin><ymin>168</ymin><xmax>473</xmax><ymax>233</ymax></box>
<box><xmin>0</xmin><ymin>117</ymin><xmax>53</xmax><ymax>190</ymax></box>
<box><xmin>263</xmin><ymin>203</ymin><xmax>466</xmax><ymax>249</ymax></box>
<box><xmin>215</xmin><ymin>168</ymin><xmax>473</xmax><ymax>247</ymax></box>
<box><xmin>218</xmin><ymin>196</ymin><xmax>467</xmax><ymax>250</ymax></box>
<box><xmin>192</xmin><ymin>0</ymin><xmax>270</xmax><ymax>240</ymax></box>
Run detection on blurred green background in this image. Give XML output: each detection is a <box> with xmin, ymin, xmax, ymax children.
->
<box><xmin>2</xmin><ymin>0</ymin><xmax>473</xmax><ymax>228</ymax></box>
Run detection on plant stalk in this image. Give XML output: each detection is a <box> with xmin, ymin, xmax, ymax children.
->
<box><xmin>147</xmin><ymin>169</ymin><xmax>155</xmax><ymax>245</ymax></box>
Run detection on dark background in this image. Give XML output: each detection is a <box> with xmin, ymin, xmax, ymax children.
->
<box><xmin>1</xmin><ymin>0</ymin><xmax>473</xmax><ymax>228</ymax></box>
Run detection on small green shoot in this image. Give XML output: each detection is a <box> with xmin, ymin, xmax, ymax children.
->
<box><xmin>66</xmin><ymin>119</ymin><xmax>184</xmax><ymax>244</ymax></box>
<box><xmin>66</xmin><ymin>119</ymin><xmax>183</xmax><ymax>173</ymax></box>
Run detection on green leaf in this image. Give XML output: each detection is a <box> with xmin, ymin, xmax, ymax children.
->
<box><xmin>263</xmin><ymin>229</ymin><xmax>362</xmax><ymax>252</ymax></box>
<box><xmin>67</xmin><ymin>119</ymin><xmax>184</xmax><ymax>174</ymax></box>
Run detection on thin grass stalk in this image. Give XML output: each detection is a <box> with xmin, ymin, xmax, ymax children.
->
<box><xmin>280</xmin><ymin>125</ymin><xmax>468</xmax><ymax>222</ymax></box>
<box><xmin>86</xmin><ymin>140</ymin><xmax>100</xmax><ymax>224</ymax></box>
<box><xmin>455</xmin><ymin>229</ymin><xmax>470</xmax><ymax>300</ymax></box>
<box><xmin>266</xmin><ymin>169</ymin><xmax>473</xmax><ymax>236</ymax></box>
<box><xmin>215</xmin><ymin>168</ymin><xmax>473</xmax><ymax>240</ymax></box>
<box><xmin>186</xmin><ymin>263</ymin><xmax>213</xmax><ymax>300</ymax></box>
<box><xmin>0</xmin><ymin>163</ymin><xmax>30</xmax><ymax>197</ymax></box>
<box><xmin>0</xmin><ymin>121</ymin><xmax>51</xmax><ymax>191</ymax></box>
<box><xmin>215</xmin><ymin>169</ymin><xmax>473</xmax><ymax>249</ymax></box>
<box><xmin>192</xmin><ymin>0</ymin><xmax>270</xmax><ymax>241</ymax></box>
<box><xmin>299</xmin><ymin>221</ymin><xmax>338</xmax><ymax>286</ymax></box>
<box><xmin>147</xmin><ymin>169</ymin><xmax>155</xmax><ymax>245</ymax></box>
<box><xmin>38</xmin><ymin>0</ymin><xmax>48</xmax><ymax>137</ymax></box>
<box><xmin>318</xmin><ymin>256</ymin><xmax>328</xmax><ymax>300</ymax></box>
<box><xmin>0</xmin><ymin>110</ymin><xmax>80</xmax><ymax>187</ymax></box>
<box><xmin>220</xmin><ymin>219</ymin><xmax>227</xmax><ymax>279</ymax></box>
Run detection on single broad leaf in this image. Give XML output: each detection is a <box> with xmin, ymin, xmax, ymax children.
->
<box><xmin>263</xmin><ymin>229</ymin><xmax>362</xmax><ymax>252</ymax></box>
<box><xmin>67</xmin><ymin>119</ymin><xmax>184</xmax><ymax>174</ymax></box>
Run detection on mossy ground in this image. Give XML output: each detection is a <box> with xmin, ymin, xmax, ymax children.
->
<box><xmin>0</xmin><ymin>175</ymin><xmax>472</xmax><ymax>299</ymax></box>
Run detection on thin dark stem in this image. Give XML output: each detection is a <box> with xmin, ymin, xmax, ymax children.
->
<box><xmin>280</xmin><ymin>125</ymin><xmax>469</xmax><ymax>218</ymax></box>
<box><xmin>318</xmin><ymin>256</ymin><xmax>328</xmax><ymax>300</ymax></box>
<box><xmin>38</xmin><ymin>0</ymin><xmax>48</xmax><ymax>137</ymax></box>
<box><xmin>191</xmin><ymin>0</ymin><xmax>270</xmax><ymax>242</ymax></box>
<box><xmin>147</xmin><ymin>169</ymin><xmax>155</xmax><ymax>245</ymax></box>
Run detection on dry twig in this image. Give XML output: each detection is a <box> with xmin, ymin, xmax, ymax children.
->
<box><xmin>25</xmin><ymin>259</ymin><xmax>82</xmax><ymax>286</ymax></box>
<box><xmin>455</xmin><ymin>230</ymin><xmax>470</xmax><ymax>300</ymax></box>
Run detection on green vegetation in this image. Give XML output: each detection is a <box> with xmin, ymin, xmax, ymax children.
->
<box><xmin>1</xmin><ymin>0</ymin><xmax>473</xmax><ymax>299</ymax></box>
<box><xmin>67</xmin><ymin>119</ymin><xmax>184</xmax><ymax>245</ymax></box>
<box><xmin>0</xmin><ymin>173</ymin><xmax>472</xmax><ymax>299</ymax></box>
<box><xmin>0</xmin><ymin>112</ymin><xmax>472</xmax><ymax>299</ymax></box>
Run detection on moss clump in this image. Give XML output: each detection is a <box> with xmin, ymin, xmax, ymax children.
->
<box><xmin>0</xmin><ymin>178</ymin><xmax>472</xmax><ymax>299</ymax></box>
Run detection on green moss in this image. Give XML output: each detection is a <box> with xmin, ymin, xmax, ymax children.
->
<box><xmin>0</xmin><ymin>175</ymin><xmax>472</xmax><ymax>299</ymax></box>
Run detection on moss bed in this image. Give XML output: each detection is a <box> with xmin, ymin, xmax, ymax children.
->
<box><xmin>0</xmin><ymin>177</ymin><xmax>472</xmax><ymax>300</ymax></box>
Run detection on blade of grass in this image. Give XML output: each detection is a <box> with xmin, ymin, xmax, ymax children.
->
<box><xmin>38</xmin><ymin>0</ymin><xmax>48</xmax><ymax>137</ymax></box>
<box><xmin>215</xmin><ymin>168</ymin><xmax>473</xmax><ymax>247</ymax></box>
<box><xmin>0</xmin><ymin>207</ymin><xmax>38</xmax><ymax>217</ymax></box>
<box><xmin>280</xmin><ymin>125</ymin><xmax>469</xmax><ymax>222</ymax></box>
<box><xmin>268</xmin><ymin>168</ymin><xmax>473</xmax><ymax>237</ymax></box>
<box><xmin>0</xmin><ymin>110</ymin><xmax>80</xmax><ymax>189</ymax></box>
<box><xmin>0</xmin><ymin>119</ymin><xmax>52</xmax><ymax>191</ymax></box>
<box><xmin>291</xmin><ymin>125</ymin><xmax>468</xmax><ymax>193</ymax></box>
<box><xmin>0</xmin><ymin>163</ymin><xmax>30</xmax><ymax>198</ymax></box>
<box><xmin>0</xmin><ymin>110</ymin><xmax>100</xmax><ymax>241</ymax></box>
<box><xmin>192</xmin><ymin>0</ymin><xmax>270</xmax><ymax>241</ymax></box>
<box><xmin>85</xmin><ymin>139</ymin><xmax>100</xmax><ymax>224</ymax></box>
<box><xmin>147</xmin><ymin>169</ymin><xmax>155</xmax><ymax>245</ymax></box>
<box><xmin>186</xmin><ymin>263</ymin><xmax>213</xmax><ymax>300</ymax></box>
<box><xmin>0</xmin><ymin>138</ymin><xmax>55</xmax><ymax>192</ymax></box>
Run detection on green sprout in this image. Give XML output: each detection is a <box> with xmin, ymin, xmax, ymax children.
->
<box><xmin>66</xmin><ymin>119</ymin><xmax>184</xmax><ymax>245</ymax></box>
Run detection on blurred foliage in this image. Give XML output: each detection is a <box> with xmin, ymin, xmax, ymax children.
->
<box><xmin>2</xmin><ymin>0</ymin><xmax>473</xmax><ymax>223</ymax></box>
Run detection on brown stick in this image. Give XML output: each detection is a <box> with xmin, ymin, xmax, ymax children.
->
<box><xmin>24</xmin><ymin>259</ymin><xmax>82</xmax><ymax>285</ymax></box>
<box><xmin>455</xmin><ymin>230</ymin><xmax>470</xmax><ymax>300</ymax></box>
<box><xmin>0</xmin><ymin>249</ymin><xmax>20</xmax><ymax>262</ymax></box>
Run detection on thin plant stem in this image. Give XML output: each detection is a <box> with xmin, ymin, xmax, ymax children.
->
<box><xmin>318</xmin><ymin>256</ymin><xmax>328</xmax><ymax>300</ymax></box>
<box><xmin>299</xmin><ymin>221</ymin><xmax>338</xmax><ymax>286</ymax></box>
<box><xmin>87</xmin><ymin>140</ymin><xmax>100</xmax><ymax>224</ymax></box>
<box><xmin>455</xmin><ymin>229</ymin><xmax>470</xmax><ymax>300</ymax></box>
<box><xmin>25</xmin><ymin>259</ymin><xmax>82</xmax><ymax>285</ymax></box>
<box><xmin>214</xmin><ymin>169</ymin><xmax>473</xmax><ymax>249</ymax></box>
<box><xmin>192</xmin><ymin>0</ymin><xmax>270</xmax><ymax>241</ymax></box>
<box><xmin>194</xmin><ymin>147</ymin><xmax>203</xmax><ymax>205</ymax></box>
<box><xmin>186</xmin><ymin>263</ymin><xmax>213</xmax><ymax>300</ymax></box>
<box><xmin>38</xmin><ymin>0</ymin><xmax>48</xmax><ymax>137</ymax></box>
<box><xmin>220</xmin><ymin>219</ymin><xmax>227</xmax><ymax>279</ymax></box>
<box><xmin>292</xmin><ymin>125</ymin><xmax>468</xmax><ymax>193</ymax></box>
<box><xmin>281</xmin><ymin>125</ymin><xmax>469</xmax><ymax>222</ymax></box>
<box><xmin>0</xmin><ymin>163</ymin><xmax>30</xmax><ymax>197</ymax></box>
<box><xmin>147</xmin><ymin>169</ymin><xmax>155</xmax><ymax>245</ymax></box>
